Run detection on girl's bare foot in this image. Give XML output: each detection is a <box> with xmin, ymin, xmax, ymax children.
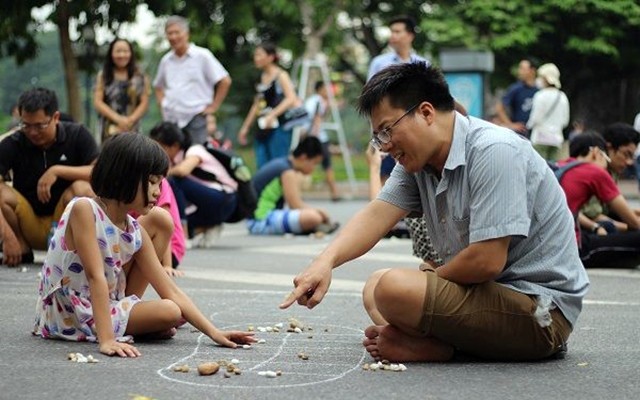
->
<box><xmin>363</xmin><ymin>325</ymin><xmax>454</xmax><ymax>362</ymax></box>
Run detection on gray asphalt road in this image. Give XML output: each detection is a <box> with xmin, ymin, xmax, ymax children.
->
<box><xmin>1</xmin><ymin>199</ymin><xmax>639</xmax><ymax>400</ymax></box>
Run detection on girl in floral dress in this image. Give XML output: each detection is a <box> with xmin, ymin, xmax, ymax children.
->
<box><xmin>33</xmin><ymin>134</ymin><xmax>254</xmax><ymax>357</ymax></box>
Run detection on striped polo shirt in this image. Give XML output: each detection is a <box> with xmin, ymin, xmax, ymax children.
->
<box><xmin>378</xmin><ymin>112</ymin><xmax>589</xmax><ymax>327</ymax></box>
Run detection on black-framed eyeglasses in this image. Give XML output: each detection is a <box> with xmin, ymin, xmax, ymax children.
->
<box><xmin>370</xmin><ymin>103</ymin><xmax>420</xmax><ymax>150</ymax></box>
<box><xmin>18</xmin><ymin>118</ymin><xmax>53</xmax><ymax>132</ymax></box>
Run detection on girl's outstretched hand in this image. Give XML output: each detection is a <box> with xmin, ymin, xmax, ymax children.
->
<box><xmin>99</xmin><ymin>340</ymin><xmax>141</xmax><ymax>358</ymax></box>
<box><xmin>210</xmin><ymin>330</ymin><xmax>256</xmax><ymax>348</ymax></box>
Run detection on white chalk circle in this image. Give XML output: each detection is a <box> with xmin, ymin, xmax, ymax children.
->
<box><xmin>157</xmin><ymin>322</ymin><xmax>367</xmax><ymax>389</ymax></box>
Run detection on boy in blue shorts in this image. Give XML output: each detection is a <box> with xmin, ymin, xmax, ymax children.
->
<box><xmin>247</xmin><ymin>136</ymin><xmax>339</xmax><ymax>235</ymax></box>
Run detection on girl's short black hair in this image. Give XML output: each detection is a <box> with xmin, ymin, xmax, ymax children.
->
<box><xmin>91</xmin><ymin>133</ymin><xmax>169</xmax><ymax>204</ymax></box>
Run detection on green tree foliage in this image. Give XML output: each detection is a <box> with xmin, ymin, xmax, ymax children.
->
<box><xmin>419</xmin><ymin>0</ymin><xmax>640</xmax><ymax>125</ymax></box>
<box><xmin>0</xmin><ymin>0</ymin><xmax>174</xmax><ymax>122</ymax></box>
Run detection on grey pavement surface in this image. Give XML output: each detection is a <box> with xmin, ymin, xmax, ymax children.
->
<box><xmin>1</xmin><ymin>196</ymin><xmax>640</xmax><ymax>400</ymax></box>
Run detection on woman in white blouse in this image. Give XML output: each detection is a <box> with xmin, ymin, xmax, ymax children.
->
<box><xmin>527</xmin><ymin>63</ymin><xmax>570</xmax><ymax>161</ymax></box>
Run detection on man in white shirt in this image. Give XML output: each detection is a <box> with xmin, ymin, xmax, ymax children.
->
<box><xmin>367</xmin><ymin>15</ymin><xmax>429</xmax><ymax>81</ymax></box>
<box><xmin>154</xmin><ymin>16</ymin><xmax>232</xmax><ymax>145</ymax></box>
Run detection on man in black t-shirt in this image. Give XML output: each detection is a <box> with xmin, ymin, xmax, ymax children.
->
<box><xmin>0</xmin><ymin>88</ymin><xmax>98</xmax><ymax>266</ymax></box>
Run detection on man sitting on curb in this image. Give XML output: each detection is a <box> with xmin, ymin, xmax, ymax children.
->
<box><xmin>247</xmin><ymin>136</ymin><xmax>338</xmax><ymax>235</ymax></box>
<box><xmin>0</xmin><ymin>88</ymin><xmax>98</xmax><ymax>266</ymax></box>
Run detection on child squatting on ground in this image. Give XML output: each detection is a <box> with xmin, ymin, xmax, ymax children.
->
<box><xmin>32</xmin><ymin>133</ymin><xmax>255</xmax><ymax>357</ymax></box>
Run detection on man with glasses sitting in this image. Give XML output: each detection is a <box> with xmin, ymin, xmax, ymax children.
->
<box><xmin>557</xmin><ymin>132</ymin><xmax>640</xmax><ymax>268</ymax></box>
<box><xmin>281</xmin><ymin>62</ymin><xmax>588</xmax><ymax>363</ymax></box>
<box><xmin>0</xmin><ymin>88</ymin><xmax>98</xmax><ymax>266</ymax></box>
<box><xmin>579</xmin><ymin>122</ymin><xmax>640</xmax><ymax>234</ymax></box>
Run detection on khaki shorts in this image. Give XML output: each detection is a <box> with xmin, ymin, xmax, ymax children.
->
<box><xmin>14</xmin><ymin>189</ymin><xmax>66</xmax><ymax>250</ymax></box>
<box><xmin>419</xmin><ymin>264</ymin><xmax>572</xmax><ymax>361</ymax></box>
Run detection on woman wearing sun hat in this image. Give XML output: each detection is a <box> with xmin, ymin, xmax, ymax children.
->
<box><xmin>527</xmin><ymin>63</ymin><xmax>570</xmax><ymax>161</ymax></box>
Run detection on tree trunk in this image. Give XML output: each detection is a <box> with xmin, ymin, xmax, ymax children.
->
<box><xmin>56</xmin><ymin>1</ymin><xmax>81</xmax><ymax>121</ymax></box>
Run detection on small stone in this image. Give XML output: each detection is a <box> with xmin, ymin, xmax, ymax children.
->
<box><xmin>173</xmin><ymin>365</ymin><xmax>189</xmax><ymax>373</ymax></box>
<box><xmin>274</xmin><ymin>322</ymin><xmax>284</xmax><ymax>328</ymax></box>
<box><xmin>197</xmin><ymin>362</ymin><xmax>220</xmax><ymax>376</ymax></box>
<box><xmin>230</xmin><ymin>358</ymin><xmax>240</xmax><ymax>364</ymax></box>
<box><xmin>369</xmin><ymin>363</ymin><xmax>379</xmax><ymax>371</ymax></box>
<box><xmin>294</xmin><ymin>327</ymin><xmax>302</xmax><ymax>334</ymax></box>
<box><xmin>233</xmin><ymin>368</ymin><xmax>242</xmax><ymax>375</ymax></box>
<box><xmin>247</xmin><ymin>325</ymin><xmax>255</xmax><ymax>332</ymax></box>
<box><xmin>297</xmin><ymin>352</ymin><xmax>309</xmax><ymax>360</ymax></box>
<box><xmin>257</xmin><ymin>339</ymin><xmax>266</xmax><ymax>344</ymax></box>
<box><xmin>223</xmin><ymin>372</ymin><xmax>231</xmax><ymax>378</ymax></box>
<box><xmin>242</xmin><ymin>344</ymin><xmax>252</xmax><ymax>349</ymax></box>
<box><xmin>275</xmin><ymin>370</ymin><xmax>282</xmax><ymax>376</ymax></box>
<box><xmin>362</xmin><ymin>363</ymin><xmax>370</xmax><ymax>370</ymax></box>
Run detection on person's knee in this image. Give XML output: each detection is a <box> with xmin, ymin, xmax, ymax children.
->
<box><xmin>363</xmin><ymin>269</ymin><xmax>391</xmax><ymax>313</ymax></box>
<box><xmin>299</xmin><ymin>210</ymin><xmax>324</xmax><ymax>231</ymax></box>
<box><xmin>0</xmin><ymin>185</ymin><xmax>17</xmax><ymax>209</ymax></box>
<box><xmin>373</xmin><ymin>269</ymin><xmax>418</xmax><ymax>319</ymax></box>
<box><xmin>64</xmin><ymin>180</ymin><xmax>94</xmax><ymax>201</ymax></box>
<box><xmin>140</xmin><ymin>207</ymin><xmax>174</xmax><ymax>236</ymax></box>
<box><xmin>157</xmin><ymin>299</ymin><xmax>182</xmax><ymax>325</ymax></box>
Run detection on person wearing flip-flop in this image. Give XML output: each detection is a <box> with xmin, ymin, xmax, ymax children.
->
<box><xmin>246</xmin><ymin>136</ymin><xmax>339</xmax><ymax>236</ymax></box>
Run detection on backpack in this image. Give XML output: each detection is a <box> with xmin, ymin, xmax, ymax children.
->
<box><xmin>190</xmin><ymin>140</ymin><xmax>258</xmax><ymax>223</ymax></box>
<box><xmin>547</xmin><ymin>160</ymin><xmax>585</xmax><ymax>182</ymax></box>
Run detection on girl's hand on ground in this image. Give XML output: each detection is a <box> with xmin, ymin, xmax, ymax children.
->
<box><xmin>99</xmin><ymin>340</ymin><xmax>141</xmax><ymax>358</ymax></box>
<box><xmin>210</xmin><ymin>330</ymin><xmax>256</xmax><ymax>348</ymax></box>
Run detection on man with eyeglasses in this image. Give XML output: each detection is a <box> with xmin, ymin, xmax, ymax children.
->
<box><xmin>557</xmin><ymin>133</ymin><xmax>640</xmax><ymax>268</ymax></box>
<box><xmin>281</xmin><ymin>62</ymin><xmax>588</xmax><ymax>363</ymax></box>
<box><xmin>0</xmin><ymin>88</ymin><xmax>98</xmax><ymax>266</ymax></box>
<box><xmin>580</xmin><ymin>123</ymin><xmax>640</xmax><ymax>234</ymax></box>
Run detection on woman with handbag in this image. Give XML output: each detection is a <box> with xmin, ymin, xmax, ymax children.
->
<box><xmin>94</xmin><ymin>38</ymin><xmax>150</xmax><ymax>143</ymax></box>
<box><xmin>526</xmin><ymin>63</ymin><xmax>570</xmax><ymax>161</ymax></box>
<box><xmin>237</xmin><ymin>42</ymin><xmax>300</xmax><ymax>168</ymax></box>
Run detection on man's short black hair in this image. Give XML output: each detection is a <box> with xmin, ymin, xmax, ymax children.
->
<box><xmin>389</xmin><ymin>15</ymin><xmax>417</xmax><ymax>35</ymax></box>
<box><xmin>314</xmin><ymin>81</ymin><xmax>325</xmax><ymax>92</ymax></box>
<box><xmin>522</xmin><ymin>57</ymin><xmax>540</xmax><ymax>70</ymax></box>
<box><xmin>292</xmin><ymin>136</ymin><xmax>323</xmax><ymax>158</ymax></box>
<box><xmin>91</xmin><ymin>133</ymin><xmax>169</xmax><ymax>204</ymax></box>
<box><xmin>569</xmin><ymin>131</ymin><xmax>606</xmax><ymax>157</ymax></box>
<box><xmin>17</xmin><ymin>87</ymin><xmax>59</xmax><ymax>116</ymax></box>
<box><xmin>602</xmin><ymin>122</ymin><xmax>640</xmax><ymax>150</ymax></box>
<box><xmin>149</xmin><ymin>121</ymin><xmax>190</xmax><ymax>150</ymax></box>
<box><xmin>358</xmin><ymin>62</ymin><xmax>455</xmax><ymax>117</ymax></box>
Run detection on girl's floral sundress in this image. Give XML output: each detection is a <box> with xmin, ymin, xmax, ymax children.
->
<box><xmin>33</xmin><ymin>197</ymin><xmax>142</xmax><ymax>342</ymax></box>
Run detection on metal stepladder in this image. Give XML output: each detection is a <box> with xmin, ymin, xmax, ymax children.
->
<box><xmin>294</xmin><ymin>56</ymin><xmax>357</xmax><ymax>195</ymax></box>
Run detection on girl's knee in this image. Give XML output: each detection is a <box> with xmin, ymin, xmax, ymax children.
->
<box><xmin>139</xmin><ymin>207</ymin><xmax>174</xmax><ymax>235</ymax></box>
<box><xmin>158</xmin><ymin>299</ymin><xmax>182</xmax><ymax>325</ymax></box>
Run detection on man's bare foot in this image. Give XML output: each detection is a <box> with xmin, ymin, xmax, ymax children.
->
<box><xmin>363</xmin><ymin>325</ymin><xmax>454</xmax><ymax>362</ymax></box>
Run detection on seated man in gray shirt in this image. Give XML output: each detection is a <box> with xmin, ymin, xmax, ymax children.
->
<box><xmin>280</xmin><ymin>62</ymin><xmax>589</xmax><ymax>362</ymax></box>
